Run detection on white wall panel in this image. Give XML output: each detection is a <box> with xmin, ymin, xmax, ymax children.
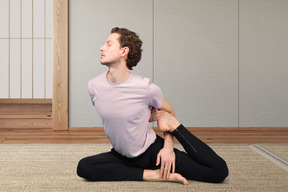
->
<box><xmin>46</xmin><ymin>0</ymin><xmax>53</xmax><ymax>38</ymax></box>
<box><xmin>46</xmin><ymin>39</ymin><xmax>53</xmax><ymax>98</ymax></box>
<box><xmin>33</xmin><ymin>39</ymin><xmax>45</xmax><ymax>98</ymax></box>
<box><xmin>33</xmin><ymin>0</ymin><xmax>45</xmax><ymax>38</ymax></box>
<box><xmin>10</xmin><ymin>0</ymin><xmax>21</xmax><ymax>38</ymax></box>
<box><xmin>22</xmin><ymin>0</ymin><xmax>32</xmax><ymax>38</ymax></box>
<box><xmin>0</xmin><ymin>0</ymin><xmax>52</xmax><ymax>99</ymax></box>
<box><xmin>67</xmin><ymin>0</ymin><xmax>287</xmax><ymax>127</ymax></box>
<box><xmin>0</xmin><ymin>0</ymin><xmax>9</xmax><ymax>38</ymax></box>
<box><xmin>0</xmin><ymin>40</ymin><xmax>9</xmax><ymax>98</ymax></box>
<box><xmin>10</xmin><ymin>39</ymin><xmax>21</xmax><ymax>98</ymax></box>
<box><xmin>22</xmin><ymin>39</ymin><xmax>33</xmax><ymax>98</ymax></box>
<box><xmin>154</xmin><ymin>0</ymin><xmax>238</xmax><ymax>127</ymax></box>
<box><xmin>239</xmin><ymin>0</ymin><xmax>288</xmax><ymax>127</ymax></box>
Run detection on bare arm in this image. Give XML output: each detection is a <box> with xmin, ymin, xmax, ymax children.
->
<box><xmin>159</xmin><ymin>97</ymin><xmax>175</xmax><ymax>117</ymax></box>
<box><xmin>159</xmin><ymin>96</ymin><xmax>175</xmax><ymax>149</ymax></box>
<box><xmin>155</xmin><ymin>96</ymin><xmax>176</xmax><ymax>178</ymax></box>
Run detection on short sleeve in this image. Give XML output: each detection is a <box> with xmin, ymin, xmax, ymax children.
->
<box><xmin>146</xmin><ymin>81</ymin><xmax>163</xmax><ymax>109</ymax></box>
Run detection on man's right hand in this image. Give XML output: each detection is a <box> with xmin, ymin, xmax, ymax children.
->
<box><xmin>149</xmin><ymin>109</ymin><xmax>165</xmax><ymax>122</ymax></box>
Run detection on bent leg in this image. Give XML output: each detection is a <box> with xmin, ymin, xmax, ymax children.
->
<box><xmin>77</xmin><ymin>150</ymin><xmax>143</xmax><ymax>181</ymax></box>
<box><xmin>158</xmin><ymin>112</ymin><xmax>228</xmax><ymax>183</ymax></box>
<box><xmin>174</xmin><ymin>147</ymin><xmax>228</xmax><ymax>183</ymax></box>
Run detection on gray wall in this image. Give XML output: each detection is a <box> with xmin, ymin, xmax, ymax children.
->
<box><xmin>69</xmin><ymin>0</ymin><xmax>288</xmax><ymax>127</ymax></box>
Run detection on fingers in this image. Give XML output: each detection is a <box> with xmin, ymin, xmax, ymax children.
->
<box><xmin>156</xmin><ymin>148</ymin><xmax>176</xmax><ymax>179</ymax></box>
<box><xmin>161</xmin><ymin>161</ymin><xmax>176</xmax><ymax>179</ymax></box>
<box><xmin>163</xmin><ymin>160</ymin><xmax>175</xmax><ymax>179</ymax></box>
<box><xmin>160</xmin><ymin>161</ymin><xmax>165</xmax><ymax>178</ymax></box>
<box><xmin>157</xmin><ymin>109</ymin><xmax>165</xmax><ymax>117</ymax></box>
<box><xmin>151</xmin><ymin>109</ymin><xmax>165</xmax><ymax>122</ymax></box>
<box><xmin>172</xmin><ymin>161</ymin><xmax>175</xmax><ymax>174</ymax></box>
<box><xmin>156</xmin><ymin>153</ymin><xmax>160</xmax><ymax>166</ymax></box>
<box><xmin>157</xmin><ymin>155</ymin><xmax>168</xmax><ymax>179</ymax></box>
<box><xmin>163</xmin><ymin>162</ymin><xmax>171</xmax><ymax>179</ymax></box>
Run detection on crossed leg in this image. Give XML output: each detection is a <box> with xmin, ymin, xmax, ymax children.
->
<box><xmin>143</xmin><ymin>112</ymin><xmax>188</xmax><ymax>185</ymax></box>
<box><xmin>77</xmin><ymin>112</ymin><xmax>228</xmax><ymax>185</ymax></box>
<box><xmin>143</xmin><ymin>112</ymin><xmax>228</xmax><ymax>184</ymax></box>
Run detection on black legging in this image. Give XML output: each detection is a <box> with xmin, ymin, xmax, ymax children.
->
<box><xmin>77</xmin><ymin>124</ymin><xmax>228</xmax><ymax>183</ymax></box>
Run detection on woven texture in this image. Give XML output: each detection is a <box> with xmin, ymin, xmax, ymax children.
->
<box><xmin>1</xmin><ymin>144</ymin><xmax>288</xmax><ymax>192</ymax></box>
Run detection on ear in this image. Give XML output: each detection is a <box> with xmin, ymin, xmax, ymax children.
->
<box><xmin>120</xmin><ymin>47</ymin><xmax>129</xmax><ymax>58</ymax></box>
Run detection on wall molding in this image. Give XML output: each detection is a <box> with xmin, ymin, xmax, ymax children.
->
<box><xmin>69</xmin><ymin>126</ymin><xmax>288</xmax><ymax>143</ymax></box>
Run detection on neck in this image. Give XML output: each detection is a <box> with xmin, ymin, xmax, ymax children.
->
<box><xmin>107</xmin><ymin>63</ymin><xmax>130</xmax><ymax>83</ymax></box>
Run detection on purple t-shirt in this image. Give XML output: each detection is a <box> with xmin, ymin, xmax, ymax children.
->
<box><xmin>88</xmin><ymin>72</ymin><xmax>163</xmax><ymax>158</ymax></box>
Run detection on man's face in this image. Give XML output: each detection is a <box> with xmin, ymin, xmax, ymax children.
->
<box><xmin>100</xmin><ymin>33</ymin><xmax>122</xmax><ymax>66</ymax></box>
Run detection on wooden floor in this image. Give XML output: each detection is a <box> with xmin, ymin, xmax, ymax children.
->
<box><xmin>1</xmin><ymin>127</ymin><xmax>288</xmax><ymax>144</ymax></box>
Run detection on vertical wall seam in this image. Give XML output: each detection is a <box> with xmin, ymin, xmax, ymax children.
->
<box><xmin>32</xmin><ymin>0</ymin><xmax>34</xmax><ymax>98</ymax></box>
<box><xmin>152</xmin><ymin>0</ymin><xmax>154</xmax><ymax>83</ymax></box>
<box><xmin>8</xmin><ymin>0</ymin><xmax>11</xmax><ymax>98</ymax></box>
<box><xmin>44</xmin><ymin>0</ymin><xmax>46</xmax><ymax>98</ymax></box>
<box><xmin>20</xmin><ymin>0</ymin><xmax>22</xmax><ymax>98</ymax></box>
<box><xmin>238</xmin><ymin>0</ymin><xmax>240</xmax><ymax>127</ymax></box>
<box><xmin>152</xmin><ymin>0</ymin><xmax>155</xmax><ymax>128</ymax></box>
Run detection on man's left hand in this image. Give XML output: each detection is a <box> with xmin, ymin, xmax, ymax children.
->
<box><xmin>156</xmin><ymin>146</ymin><xmax>175</xmax><ymax>179</ymax></box>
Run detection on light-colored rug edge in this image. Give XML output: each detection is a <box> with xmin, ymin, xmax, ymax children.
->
<box><xmin>249</xmin><ymin>144</ymin><xmax>288</xmax><ymax>171</ymax></box>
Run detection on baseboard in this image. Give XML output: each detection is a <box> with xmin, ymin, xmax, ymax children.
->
<box><xmin>69</xmin><ymin>126</ymin><xmax>288</xmax><ymax>144</ymax></box>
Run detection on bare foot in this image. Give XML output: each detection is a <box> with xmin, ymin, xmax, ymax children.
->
<box><xmin>143</xmin><ymin>169</ymin><xmax>189</xmax><ymax>185</ymax></box>
<box><xmin>157</xmin><ymin>112</ymin><xmax>181</xmax><ymax>132</ymax></box>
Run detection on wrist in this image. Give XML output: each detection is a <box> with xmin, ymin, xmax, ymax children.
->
<box><xmin>163</xmin><ymin>139</ymin><xmax>174</xmax><ymax>149</ymax></box>
<box><xmin>163</xmin><ymin>143</ymin><xmax>174</xmax><ymax>150</ymax></box>
<box><xmin>163</xmin><ymin>132</ymin><xmax>174</xmax><ymax>144</ymax></box>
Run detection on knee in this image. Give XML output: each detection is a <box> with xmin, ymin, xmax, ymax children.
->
<box><xmin>77</xmin><ymin>158</ymin><xmax>99</xmax><ymax>181</ymax></box>
<box><xmin>212</xmin><ymin>161</ymin><xmax>229</xmax><ymax>183</ymax></box>
<box><xmin>182</xmin><ymin>161</ymin><xmax>229</xmax><ymax>183</ymax></box>
<box><xmin>76</xmin><ymin>158</ymin><xmax>88</xmax><ymax>179</ymax></box>
<box><xmin>199</xmin><ymin>161</ymin><xmax>229</xmax><ymax>183</ymax></box>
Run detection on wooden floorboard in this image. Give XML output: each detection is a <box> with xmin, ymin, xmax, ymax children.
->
<box><xmin>1</xmin><ymin>127</ymin><xmax>288</xmax><ymax>144</ymax></box>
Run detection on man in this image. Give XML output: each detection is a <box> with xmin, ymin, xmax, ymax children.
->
<box><xmin>77</xmin><ymin>27</ymin><xmax>228</xmax><ymax>185</ymax></box>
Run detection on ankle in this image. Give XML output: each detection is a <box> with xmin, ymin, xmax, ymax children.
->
<box><xmin>168</xmin><ymin>116</ymin><xmax>181</xmax><ymax>132</ymax></box>
<box><xmin>157</xmin><ymin>112</ymin><xmax>181</xmax><ymax>133</ymax></box>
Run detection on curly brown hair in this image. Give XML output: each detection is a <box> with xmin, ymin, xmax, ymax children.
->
<box><xmin>111</xmin><ymin>27</ymin><xmax>143</xmax><ymax>70</ymax></box>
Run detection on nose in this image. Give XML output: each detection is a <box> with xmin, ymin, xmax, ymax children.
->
<box><xmin>100</xmin><ymin>44</ymin><xmax>105</xmax><ymax>51</ymax></box>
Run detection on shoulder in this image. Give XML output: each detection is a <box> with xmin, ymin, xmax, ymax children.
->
<box><xmin>130</xmin><ymin>74</ymin><xmax>153</xmax><ymax>87</ymax></box>
<box><xmin>88</xmin><ymin>72</ymin><xmax>107</xmax><ymax>87</ymax></box>
<box><xmin>131</xmin><ymin>74</ymin><xmax>162</xmax><ymax>95</ymax></box>
<box><xmin>130</xmin><ymin>74</ymin><xmax>162</xmax><ymax>93</ymax></box>
<box><xmin>88</xmin><ymin>72</ymin><xmax>107</xmax><ymax>95</ymax></box>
